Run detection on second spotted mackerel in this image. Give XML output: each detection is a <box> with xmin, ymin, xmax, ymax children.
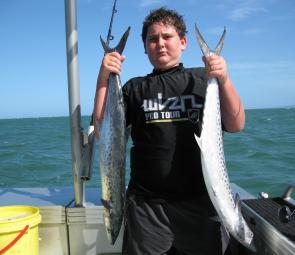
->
<box><xmin>194</xmin><ymin>25</ymin><xmax>255</xmax><ymax>251</ymax></box>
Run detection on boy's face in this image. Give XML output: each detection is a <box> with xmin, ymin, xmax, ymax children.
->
<box><xmin>145</xmin><ymin>22</ymin><xmax>187</xmax><ymax>71</ymax></box>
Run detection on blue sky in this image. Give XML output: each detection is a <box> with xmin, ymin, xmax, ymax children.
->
<box><xmin>0</xmin><ymin>0</ymin><xmax>295</xmax><ymax>119</ymax></box>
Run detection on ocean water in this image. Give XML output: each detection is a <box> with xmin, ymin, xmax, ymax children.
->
<box><xmin>0</xmin><ymin>108</ymin><xmax>294</xmax><ymax>198</ymax></box>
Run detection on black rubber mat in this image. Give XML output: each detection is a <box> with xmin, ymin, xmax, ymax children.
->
<box><xmin>243</xmin><ymin>197</ymin><xmax>295</xmax><ymax>241</ymax></box>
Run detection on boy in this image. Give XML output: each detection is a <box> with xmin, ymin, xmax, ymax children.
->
<box><xmin>94</xmin><ymin>7</ymin><xmax>245</xmax><ymax>255</ymax></box>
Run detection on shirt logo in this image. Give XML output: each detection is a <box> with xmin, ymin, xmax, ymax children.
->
<box><xmin>142</xmin><ymin>93</ymin><xmax>203</xmax><ymax>124</ymax></box>
<box><xmin>187</xmin><ymin>109</ymin><xmax>201</xmax><ymax>124</ymax></box>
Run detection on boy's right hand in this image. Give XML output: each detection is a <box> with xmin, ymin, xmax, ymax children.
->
<box><xmin>99</xmin><ymin>52</ymin><xmax>125</xmax><ymax>83</ymax></box>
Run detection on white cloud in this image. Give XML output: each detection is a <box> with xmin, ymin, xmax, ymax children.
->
<box><xmin>228</xmin><ymin>0</ymin><xmax>268</xmax><ymax>21</ymax></box>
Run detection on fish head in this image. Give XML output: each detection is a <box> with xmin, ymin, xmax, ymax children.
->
<box><xmin>235</xmin><ymin>217</ymin><xmax>256</xmax><ymax>252</ymax></box>
<box><xmin>102</xmin><ymin>199</ymin><xmax>122</xmax><ymax>245</ymax></box>
<box><xmin>103</xmin><ymin>206</ymin><xmax>122</xmax><ymax>245</ymax></box>
<box><xmin>233</xmin><ymin>193</ymin><xmax>256</xmax><ymax>251</ymax></box>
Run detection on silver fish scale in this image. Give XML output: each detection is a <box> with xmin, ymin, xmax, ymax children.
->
<box><xmin>195</xmin><ymin>77</ymin><xmax>254</xmax><ymax>249</ymax></box>
<box><xmin>99</xmin><ymin>73</ymin><xmax>126</xmax><ymax>244</ymax></box>
<box><xmin>209</xmin><ymin>79</ymin><xmax>235</xmax><ymax>207</ymax></box>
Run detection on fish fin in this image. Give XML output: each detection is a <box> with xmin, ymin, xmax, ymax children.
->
<box><xmin>234</xmin><ymin>193</ymin><xmax>242</xmax><ymax>215</ymax></box>
<box><xmin>101</xmin><ymin>199</ymin><xmax>112</xmax><ymax>211</ymax></box>
<box><xmin>248</xmin><ymin>241</ymin><xmax>257</xmax><ymax>253</ymax></box>
<box><xmin>125</xmin><ymin>125</ymin><xmax>131</xmax><ymax>143</ymax></box>
<box><xmin>211</xmin><ymin>186</ymin><xmax>217</xmax><ymax>197</ymax></box>
<box><xmin>220</xmin><ymin>224</ymin><xmax>230</xmax><ymax>254</ymax></box>
<box><xmin>194</xmin><ymin>133</ymin><xmax>202</xmax><ymax>150</ymax></box>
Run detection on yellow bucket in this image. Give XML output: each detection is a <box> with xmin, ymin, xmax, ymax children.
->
<box><xmin>0</xmin><ymin>206</ymin><xmax>41</xmax><ymax>255</ymax></box>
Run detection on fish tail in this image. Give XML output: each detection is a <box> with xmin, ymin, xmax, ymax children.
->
<box><xmin>100</xmin><ymin>26</ymin><xmax>131</xmax><ymax>54</ymax></box>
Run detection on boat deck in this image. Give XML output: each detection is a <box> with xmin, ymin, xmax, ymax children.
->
<box><xmin>244</xmin><ymin>197</ymin><xmax>295</xmax><ymax>241</ymax></box>
<box><xmin>0</xmin><ymin>187</ymin><xmax>122</xmax><ymax>255</ymax></box>
<box><xmin>1</xmin><ymin>184</ymin><xmax>295</xmax><ymax>255</ymax></box>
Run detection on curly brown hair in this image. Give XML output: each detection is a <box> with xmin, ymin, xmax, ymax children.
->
<box><xmin>141</xmin><ymin>7</ymin><xmax>187</xmax><ymax>43</ymax></box>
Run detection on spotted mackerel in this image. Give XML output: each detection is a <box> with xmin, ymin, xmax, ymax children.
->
<box><xmin>99</xmin><ymin>27</ymin><xmax>130</xmax><ymax>245</ymax></box>
<box><xmin>194</xmin><ymin>25</ymin><xmax>255</xmax><ymax>251</ymax></box>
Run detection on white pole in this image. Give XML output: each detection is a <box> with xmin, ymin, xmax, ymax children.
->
<box><xmin>64</xmin><ymin>0</ymin><xmax>84</xmax><ymax>207</ymax></box>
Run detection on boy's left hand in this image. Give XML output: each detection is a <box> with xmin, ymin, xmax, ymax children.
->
<box><xmin>202</xmin><ymin>55</ymin><xmax>229</xmax><ymax>86</ymax></box>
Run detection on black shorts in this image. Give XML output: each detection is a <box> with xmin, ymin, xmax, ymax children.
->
<box><xmin>122</xmin><ymin>190</ymin><xmax>236</xmax><ymax>255</ymax></box>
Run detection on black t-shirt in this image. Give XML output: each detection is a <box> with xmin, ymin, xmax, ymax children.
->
<box><xmin>122</xmin><ymin>64</ymin><xmax>208</xmax><ymax>200</ymax></box>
